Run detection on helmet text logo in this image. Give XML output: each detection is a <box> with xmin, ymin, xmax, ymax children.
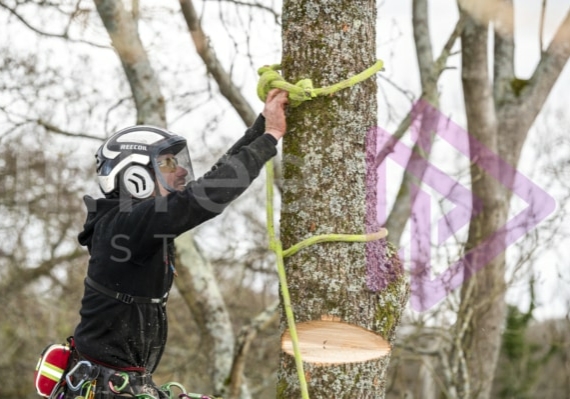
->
<box><xmin>120</xmin><ymin>144</ymin><xmax>148</xmax><ymax>151</ymax></box>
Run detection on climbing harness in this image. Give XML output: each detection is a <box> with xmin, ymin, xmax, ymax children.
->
<box><xmin>257</xmin><ymin>60</ymin><xmax>384</xmax><ymax>107</ymax></box>
<box><xmin>260</xmin><ymin>59</ymin><xmax>387</xmax><ymax>399</ymax></box>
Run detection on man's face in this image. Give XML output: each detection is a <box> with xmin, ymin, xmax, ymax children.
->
<box><xmin>156</xmin><ymin>154</ymin><xmax>189</xmax><ymax>195</ymax></box>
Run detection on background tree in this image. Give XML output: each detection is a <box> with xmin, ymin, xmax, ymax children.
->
<box><xmin>457</xmin><ymin>1</ymin><xmax>570</xmax><ymax>397</ymax></box>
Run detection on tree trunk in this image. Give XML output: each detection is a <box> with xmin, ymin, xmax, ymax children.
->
<box><xmin>278</xmin><ymin>1</ymin><xmax>408</xmax><ymax>398</ymax></box>
<box><xmin>456</xmin><ymin>8</ymin><xmax>507</xmax><ymax>398</ymax></box>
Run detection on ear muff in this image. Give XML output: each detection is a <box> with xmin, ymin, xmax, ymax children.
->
<box><xmin>122</xmin><ymin>165</ymin><xmax>155</xmax><ymax>198</ymax></box>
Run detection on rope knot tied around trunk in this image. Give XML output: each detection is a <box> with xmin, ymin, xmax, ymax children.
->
<box><xmin>256</xmin><ymin>60</ymin><xmax>384</xmax><ymax>107</ymax></box>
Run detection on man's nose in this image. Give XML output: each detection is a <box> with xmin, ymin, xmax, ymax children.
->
<box><xmin>176</xmin><ymin>166</ymin><xmax>188</xmax><ymax>177</ymax></box>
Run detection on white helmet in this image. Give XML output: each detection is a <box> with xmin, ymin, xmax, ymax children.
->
<box><xmin>96</xmin><ymin>125</ymin><xmax>194</xmax><ymax>198</ymax></box>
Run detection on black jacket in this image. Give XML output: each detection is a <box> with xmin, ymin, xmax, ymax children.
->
<box><xmin>74</xmin><ymin>115</ymin><xmax>276</xmax><ymax>372</ymax></box>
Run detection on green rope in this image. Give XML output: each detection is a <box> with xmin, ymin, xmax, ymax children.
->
<box><xmin>282</xmin><ymin>229</ymin><xmax>387</xmax><ymax>259</ymax></box>
<box><xmin>257</xmin><ymin>60</ymin><xmax>384</xmax><ymax>107</ymax></box>
<box><xmin>265</xmin><ymin>159</ymin><xmax>309</xmax><ymax>398</ymax></box>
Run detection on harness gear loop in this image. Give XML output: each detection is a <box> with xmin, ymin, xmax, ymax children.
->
<box><xmin>257</xmin><ymin>60</ymin><xmax>384</xmax><ymax>107</ymax></box>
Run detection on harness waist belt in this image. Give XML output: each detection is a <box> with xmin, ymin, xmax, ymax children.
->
<box><xmin>85</xmin><ymin>276</ymin><xmax>167</xmax><ymax>305</ymax></box>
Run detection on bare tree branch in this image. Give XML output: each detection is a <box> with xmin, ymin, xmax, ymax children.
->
<box><xmin>384</xmin><ymin>10</ymin><xmax>464</xmax><ymax>244</ymax></box>
<box><xmin>412</xmin><ymin>0</ymin><xmax>435</xmax><ymax>93</ymax></box>
<box><xmin>496</xmin><ymin>7</ymin><xmax>570</xmax><ymax>170</ymax></box>
<box><xmin>94</xmin><ymin>0</ymin><xmax>166</xmax><ymax>126</ymax></box>
<box><xmin>204</xmin><ymin>0</ymin><xmax>281</xmax><ymax>24</ymax></box>
<box><xmin>460</xmin><ymin>9</ymin><xmax>497</xmax><ymax>141</ymax></box>
<box><xmin>0</xmin><ymin>249</ymin><xmax>85</xmax><ymax>301</ymax></box>
<box><xmin>0</xmin><ymin>1</ymin><xmax>109</xmax><ymax>48</ymax></box>
<box><xmin>178</xmin><ymin>0</ymin><xmax>285</xmax><ymax>196</ymax></box>
<box><xmin>131</xmin><ymin>0</ymin><xmax>139</xmax><ymax>23</ymax></box>
<box><xmin>522</xmin><ymin>8</ymin><xmax>570</xmax><ymax>127</ymax></box>
<box><xmin>376</xmin><ymin>14</ymin><xmax>464</xmax><ymax>160</ymax></box>
<box><xmin>540</xmin><ymin>0</ymin><xmax>547</xmax><ymax>52</ymax></box>
<box><xmin>175</xmin><ymin>232</ymin><xmax>236</xmax><ymax>397</ymax></box>
<box><xmin>0</xmin><ymin>108</ymin><xmax>104</xmax><ymax>142</ymax></box>
<box><xmin>179</xmin><ymin>0</ymin><xmax>257</xmax><ymax>126</ymax></box>
<box><xmin>37</xmin><ymin>119</ymin><xmax>104</xmax><ymax>141</ymax></box>
<box><xmin>432</xmin><ymin>15</ymin><xmax>465</xmax><ymax>78</ymax></box>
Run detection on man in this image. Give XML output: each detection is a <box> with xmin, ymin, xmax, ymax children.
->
<box><xmin>65</xmin><ymin>89</ymin><xmax>288</xmax><ymax>398</ymax></box>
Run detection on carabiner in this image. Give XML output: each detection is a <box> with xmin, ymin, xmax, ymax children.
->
<box><xmin>109</xmin><ymin>371</ymin><xmax>130</xmax><ymax>393</ymax></box>
<box><xmin>65</xmin><ymin>360</ymin><xmax>97</xmax><ymax>391</ymax></box>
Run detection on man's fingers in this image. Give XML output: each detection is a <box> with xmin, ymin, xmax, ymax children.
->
<box><xmin>278</xmin><ymin>91</ymin><xmax>289</xmax><ymax>105</ymax></box>
<box><xmin>267</xmin><ymin>89</ymin><xmax>288</xmax><ymax>104</ymax></box>
<box><xmin>266</xmin><ymin>88</ymin><xmax>280</xmax><ymax>101</ymax></box>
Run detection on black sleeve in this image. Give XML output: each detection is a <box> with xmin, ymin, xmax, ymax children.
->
<box><xmin>210</xmin><ymin>113</ymin><xmax>268</xmax><ymax>170</ymax></box>
<box><xmin>180</xmin><ymin>132</ymin><xmax>277</xmax><ymax>219</ymax></box>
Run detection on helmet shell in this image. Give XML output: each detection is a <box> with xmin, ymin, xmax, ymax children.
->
<box><xmin>96</xmin><ymin>125</ymin><xmax>193</xmax><ymax>198</ymax></box>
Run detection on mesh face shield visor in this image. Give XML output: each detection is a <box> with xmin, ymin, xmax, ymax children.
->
<box><xmin>150</xmin><ymin>136</ymin><xmax>194</xmax><ymax>194</ymax></box>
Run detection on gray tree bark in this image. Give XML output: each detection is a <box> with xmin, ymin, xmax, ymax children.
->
<box><xmin>278</xmin><ymin>1</ymin><xmax>408</xmax><ymax>398</ymax></box>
